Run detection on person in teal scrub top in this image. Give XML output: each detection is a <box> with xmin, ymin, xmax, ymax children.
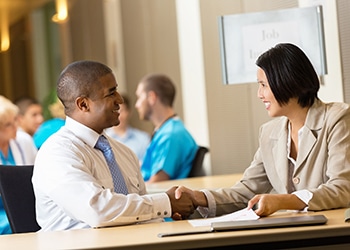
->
<box><xmin>135</xmin><ymin>74</ymin><xmax>198</xmax><ymax>183</ymax></box>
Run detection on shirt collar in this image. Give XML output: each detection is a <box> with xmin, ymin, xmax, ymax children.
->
<box><xmin>65</xmin><ymin>116</ymin><xmax>106</xmax><ymax>148</ymax></box>
<box><xmin>287</xmin><ymin>120</ymin><xmax>304</xmax><ymax>165</ymax></box>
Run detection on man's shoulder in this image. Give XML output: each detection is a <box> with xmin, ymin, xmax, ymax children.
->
<box><xmin>37</xmin><ymin>126</ymin><xmax>77</xmax><ymax>150</ymax></box>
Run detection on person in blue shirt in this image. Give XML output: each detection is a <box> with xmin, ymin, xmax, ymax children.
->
<box><xmin>105</xmin><ymin>94</ymin><xmax>150</xmax><ymax>164</ymax></box>
<box><xmin>135</xmin><ymin>73</ymin><xmax>198</xmax><ymax>183</ymax></box>
<box><xmin>33</xmin><ymin>98</ymin><xmax>65</xmax><ymax>149</ymax></box>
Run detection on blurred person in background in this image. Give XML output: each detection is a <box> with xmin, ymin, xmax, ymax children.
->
<box><xmin>135</xmin><ymin>73</ymin><xmax>198</xmax><ymax>183</ymax></box>
<box><xmin>34</xmin><ymin>98</ymin><xmax>66</xmax><ymax>149</ymax></box>
<box><xmin>106</xmin><ymin>94</ymin><xmax>150</xmax><ymax>164</ymax></box>
<box><xmin>14</xmin><ymin>96</ymin><xmax>44</xmax><ymax>137</ymax></box>
<box><xmin>0</xmin><ymin>95</ymin><xmax>38</xmax><ymax>235</ymax></box>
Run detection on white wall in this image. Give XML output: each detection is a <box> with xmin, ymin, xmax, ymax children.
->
<box><xmin>103</xmin><ymin>0</ymin><xmax>345</xmax><ymax>175</ymax></box>
<box><xmin>299</xmin><ymin>0</ymin><xmax>344</xmax><ymax>102</ymax></box>
<box><xmin>175</xmin><ymin>0</ymin><xmax>211</xmax><ymax>174</ymax></box>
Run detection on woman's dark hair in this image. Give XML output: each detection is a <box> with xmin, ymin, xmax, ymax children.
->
<box><xmin>256</xmin><ymin>43</ymin><xmax>319</xmax><ymax>107</ymax></box>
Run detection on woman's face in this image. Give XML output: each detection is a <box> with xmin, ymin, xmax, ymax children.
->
<box><xmin>257</xmin><ymin>67</ymin><xmax>282</xmax><ymax>117</ymax></box>
<box><xmin>0</xmin><ymin>114</ymin><xmax>18</xmax><ymax>143</ymax></box>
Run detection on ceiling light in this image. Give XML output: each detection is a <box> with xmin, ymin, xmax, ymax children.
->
<box><xmin>1</xmin><ymin>10</ymin><xmax>10</xmax><ymax>52</ymax></box>
<box><xmin>52</xmin><ymin>0</ymin><xmax>69</xmax><ymax>23</ymax></box>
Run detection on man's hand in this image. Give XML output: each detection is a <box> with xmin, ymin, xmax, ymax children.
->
<box><xmin>166</xmin><ymin>186</ymin><xmax>209</xmax><ymax>220</ymax></box>
<box><xmin>166</xmin><ymin>186</ymin><xmax>195</xmax><ymax>220</ymax></box>
<box><xmin>174</xmin><ymin>186</ymin><xmax>208</xmax><ymax>208</ymax></box>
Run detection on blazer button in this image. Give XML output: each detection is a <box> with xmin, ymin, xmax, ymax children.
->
<box><xmin>292</xmin><ymin>177</ymin><xmax>300</xmax><ymax>184</ymax></box>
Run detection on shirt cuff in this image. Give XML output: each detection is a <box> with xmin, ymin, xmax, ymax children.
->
<box><xmin>292</xmin><ymin>189</ymin><xmax>313</xmax><ymax>212</ymax></box>
<box><xmin>149</xmin><ymin>193</ymin><xmax>172</xmax><ymax>218</ymax></box>
<box><xmin>196</xmin><ymin>190</ymin><xmax>216</xmax><ymax>218</ymax></box>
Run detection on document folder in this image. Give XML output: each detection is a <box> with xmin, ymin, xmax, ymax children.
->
<box><xmin>158</xmin><ymin>215</ymin><xmax>327</xmax><ymax>237</ymax></box>
<box><xmin>211</xmin><ymin>214</ymin><xmax>327</xmax><ymax>232</ymax></box>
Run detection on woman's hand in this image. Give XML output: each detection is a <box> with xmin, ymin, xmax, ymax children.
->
<box><xmin>247</xmin><ymin>194</ymin><xmax>307</xmax><ymax>216</ymax></box>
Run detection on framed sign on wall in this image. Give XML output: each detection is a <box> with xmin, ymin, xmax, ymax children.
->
<box><xmin>218</xmin><ymin>5</ymin><xmax>327</xmax><ymax>85</ymax></box>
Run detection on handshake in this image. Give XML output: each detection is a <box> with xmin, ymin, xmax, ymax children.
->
<box><xmin>166</xmin><ymin>186</ymin><xmax>208</xmax><ymax>220</ymax></box>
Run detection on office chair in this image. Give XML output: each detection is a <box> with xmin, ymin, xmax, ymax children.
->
<box><xmin>188</xmin><ymin>146</ymin><xmax>209</xmax><ymax>178</ymax></box>
<box><xmin>0</xmin><ymin>165</ymin><xmax>41</xmax><ymax>233</ymax></box>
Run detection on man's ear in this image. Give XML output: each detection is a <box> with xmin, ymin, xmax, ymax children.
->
<box><xmin>147</xmin><ymin>91</ymin><xmax>157</xmax><ymax>106</ymax></box>
<box><xmin>76</xmin><ymin>96</ymin><xmax>90</xmax><ymax>111</ymax></box>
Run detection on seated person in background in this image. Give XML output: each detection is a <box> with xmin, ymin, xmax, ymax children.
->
<box><xmin>0</xmin><ymin>95</ymin><xmax>37</xmax><ymax>235</ymax></box>
<box><xmin>105</xmin><ymin>94</ymin><xmax>150</xmax><ymax>164</ymax></box>
<box><xmin>135</xmin><ymin>73</ymin><xmax>198</xmax><ymax>183</ymax></box>
<box><xmin>173</xmin><ymin>43</ymin><xmax>350</xmax><ymax>219</ymax></box>
<box><xmin>14</xmin><ymin>96</ymin><xmax>44</xmax><ymax>137</ymax></box>
<box><xmin>33</xmin><ymin>98</ymin><xmax>65</xmax><ymax>149</ymax></box>
<box><xmin>32</xmin><ymin>60</ymin><xmax>194</xmax><ymax>232</ymax></box>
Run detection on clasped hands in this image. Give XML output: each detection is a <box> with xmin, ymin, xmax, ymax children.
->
<box><xmin>166</xmin><ymin>186</ymin><xmax>207</xmax><ymax>220</ymax></box>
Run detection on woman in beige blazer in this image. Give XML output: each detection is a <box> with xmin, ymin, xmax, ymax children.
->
<box><xmin>174</xmin><ymin>43</ymin><xmax>350</xmax><ymax>218</ymax></box>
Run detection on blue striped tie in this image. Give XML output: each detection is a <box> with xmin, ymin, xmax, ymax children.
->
<box><xmin>95</xmin><ymin>135</ymin><xmax>128</xmax><ymax>195</ymax></box>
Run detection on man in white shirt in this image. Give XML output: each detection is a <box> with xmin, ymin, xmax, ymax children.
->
<box><xmin>32</xmin><ymin>60</ymin><xmax>193</xmax><ymax>231</ymax></box>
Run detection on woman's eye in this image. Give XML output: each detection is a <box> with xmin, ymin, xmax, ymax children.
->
<box><xmin>258</xmin><ymin>81</ymin><xmax>266</xmax><ymax>87</ymax></box>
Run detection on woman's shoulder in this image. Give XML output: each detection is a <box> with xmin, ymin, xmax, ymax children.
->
<box><xmin>128</xmin><ymin>127</ymin><xmax>150</xmax><ymax>140</ymax></box>
<box><xmin>324</xmin><ymin>101</ymin><xmax>350</xmax><ymax>113</ymax></box>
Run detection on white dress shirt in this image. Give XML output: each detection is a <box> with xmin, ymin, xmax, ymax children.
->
<box><xmin>286</xmin><ymin>123</ymin><xmax>313</xmax><ymax>207</ymax></box>
<box><xmin>1</xmin><ymin>130</ymin><xmax>38</xmax><ymax>165</ymax></box>
<box><xmin>32</xmin><ymin>116</ymin><xmax>171</xmax><ymax>231</ymax></box>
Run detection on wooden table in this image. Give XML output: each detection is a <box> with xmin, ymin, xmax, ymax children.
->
<box><xmin>0</xmin><ymin>208</ymin><xmax>349</xmax><ymax>249</ymax></box>
<box><xmin>1</xmin><ymin>174</ymin><xmax>350</xmax><ymax>250</ymax></box>
<box><xmin>146</xmin><ymin>173</ymin><xmax>243</xmax><ymax>193</ymax></box>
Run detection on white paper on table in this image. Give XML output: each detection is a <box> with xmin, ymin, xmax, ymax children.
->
<box><xmin>188</xmin><ymin>208</ymin><xmax>260</xmax><ymax>227</ymax></box>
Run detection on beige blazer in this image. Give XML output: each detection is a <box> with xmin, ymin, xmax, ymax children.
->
<box><xmin>209</xmin><ymin>100</ymin><xmax>350</xmax><ymax>216</ymax></box>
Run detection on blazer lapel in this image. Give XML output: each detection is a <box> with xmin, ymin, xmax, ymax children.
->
<box><xmin>271</xmin><ymin>119</ymin><xmax>289</xmax><ymax>193</ymax></box>
<box><xmin>295</xmin><ymin>128</ymin><xmax>316</xmax><ymax>169</ymax></box>
<box><xmin>296</xmin><ymin>100</ymin><xmax>324</xmax><ymax>170</ymax></box>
